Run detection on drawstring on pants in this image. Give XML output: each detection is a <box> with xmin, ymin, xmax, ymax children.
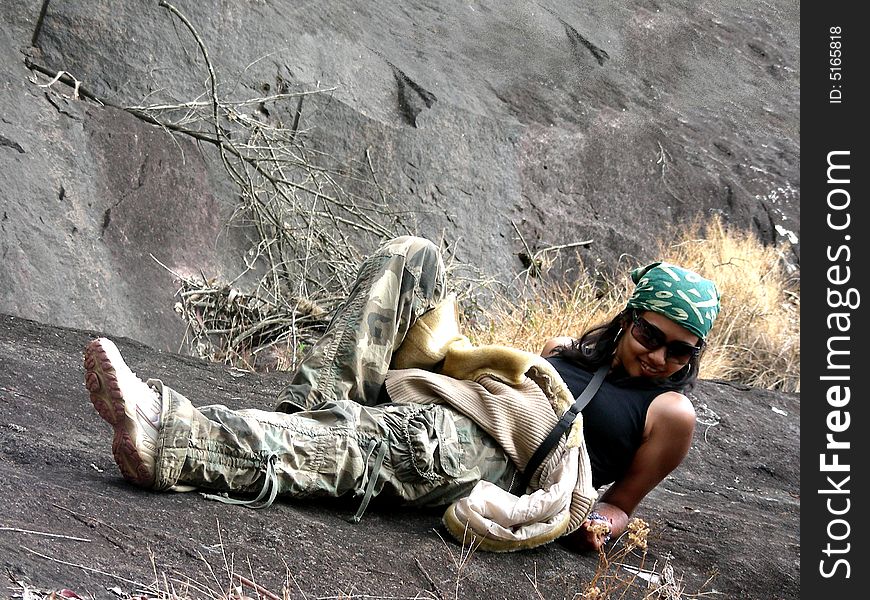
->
<box><xmin>201</xmin><ymin>454</ymin><xmax>279</xmax><ymax>510</ymax></box>
<box><xmin>349</xmin><ymin>439</ymin><xmax>388</xmax><ymax>523</ymax></box>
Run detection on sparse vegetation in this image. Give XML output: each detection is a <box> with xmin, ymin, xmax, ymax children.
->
<box><xmin>171</xmin><ymin>213</ymin><xmax>800</xmax><ymax>394</ymax></box>
<box><xmin>10</xmin><ymin>519</ymin><xmax>717</xmax><ymax>600</ymax></box>
<box><xmin>575</xmin><ymin>519</ymin><xmax>719</xmax><ymax>599</ymax></box>
<box><xmin>466</xmin><ymin>216</ymin><xmax>800</xmax><ymax>393</ymax></box>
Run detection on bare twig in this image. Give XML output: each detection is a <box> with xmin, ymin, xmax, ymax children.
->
<box><xmin>51</xmin><ymin>502</ymin><xmax>133</xmax><ymax>539</ymax></box>
<box><xmin>0</xmin><ymin>526</ymin><xmax>90</xmax><ymax>542</ymax></box>
<box><xmin>158</xmin><ymin>1</ymin><xmax>221</xmax><ymax>136</ymax></box>
<box><xmin>125</xmin><ymin>89</ymin><xmax>330</xmax><ymax>113</ymax></box>
<box><xmin>31</xmin><ymin>0</ymin><xmax>52</xmax><ymax>47</ymax></box>
<box><xmin>234</xmin><ymin>573</ymin><xmax>282</xmax><ymax>600</ymax></box>
<box><xmin>656</xmin><ymin>140</ymin><xmax>672</xmax><ymax>179</ymax></box>
<box><xmin>510</xmin><ymin>220</ymin><xmax>541</xmax><ymax>282</ymax></box>
<box><xmin>414</xmin><ymin>557</ymin><xmax>445</xmax><ymax>600</ymax></box>
<box><xmin>524</xmin><ymin>563</ymin><xmax>546</xmax><ymax>600</ymax></box>
<box><xmin>535</xmin><ymin>239</ymin><xmax>594</xmax><ymax>255</ymax></box>
<box><xmin>21</xmin><ymin>546</ymin><xmax>144</xmax><ymax>587</ymax></box>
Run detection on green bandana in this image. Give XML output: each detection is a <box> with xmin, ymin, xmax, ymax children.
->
<box><xmin>626</xmin><ymin>262</ymin><xmax>721</xmax><ymax>339</ymax></box>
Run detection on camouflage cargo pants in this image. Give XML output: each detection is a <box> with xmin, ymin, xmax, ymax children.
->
<box><xmin>152</xmin><ymin>236</ymin><xmax>516</xmax><ymax>512</ymax></box>
<box><xmin>276</xmin><ymin>235</ymin><xmax>447</xmax><ymax>412</ymax></box>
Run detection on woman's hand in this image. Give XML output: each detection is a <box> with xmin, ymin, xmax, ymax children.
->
<box><xmin>560</xmin><ymin>509</ymin><xmax>620</xmax><ymax>553</ymax></box>
<box><xmin>581</xmin><ymin>513</ymin><xmax>613</xmax><ymax>551</ymax></box>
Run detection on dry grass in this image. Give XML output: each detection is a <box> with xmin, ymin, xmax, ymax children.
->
<box><xmin>465</xmin><ymin>216</ymin><xmax>800</xmax><ymax>393</ymax></box>
<box><xmin>664</xmin><ymin>218</ymin><xmax>800</xmax><ymax>392</ymax></box>
<box><xmin>573</xmin><ymin>519</ymin><xmax>720</xmax><ymax>600</ymax></box>
<box><xmin>463</xmin><ymin>273</ymin><xmax>627</xmax><ymax>356</ymax></box>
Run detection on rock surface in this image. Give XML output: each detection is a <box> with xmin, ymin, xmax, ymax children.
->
<box><xmin>1</xmin><ymin>0</ymin><xmax>798</xmax><ymax>351</ymax></box>
<box><xmin>0</xmin><ymin>314</ymin><xmax>800</xmax><ymax>599</ymax></box>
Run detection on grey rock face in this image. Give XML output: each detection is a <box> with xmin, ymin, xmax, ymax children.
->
<box><xmin>1</xmin><ymin>0</ymin><xmax>798</xmax><ymax>351</ymax></box>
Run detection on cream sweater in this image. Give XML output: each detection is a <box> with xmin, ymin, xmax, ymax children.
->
<box><xmin>389</xmin><ymin>295</ymin><xmax>598</xmax><ymax>549</ymax></box>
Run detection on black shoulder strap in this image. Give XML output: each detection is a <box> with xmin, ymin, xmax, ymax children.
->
<box><xmin>517</xmin><ymin>364</ymin><xmax>609</xmax><ymax>493</ymax></box>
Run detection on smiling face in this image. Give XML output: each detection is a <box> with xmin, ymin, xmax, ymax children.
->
<box><xmin>613</xmin><ymin>310</ymin><xmax>702</xmax><ymax>379</ymax></box>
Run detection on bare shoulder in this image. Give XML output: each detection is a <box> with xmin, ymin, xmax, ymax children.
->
<box><xmin>647</xmin><ymin>391</ymin><xmax>696</xmax><ymax>431</ymax></box>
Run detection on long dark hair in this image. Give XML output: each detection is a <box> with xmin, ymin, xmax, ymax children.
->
<box><xmin>552</xmin><ymin>308</ymin><xmax>702</xmax><ymax>392</ymax></box>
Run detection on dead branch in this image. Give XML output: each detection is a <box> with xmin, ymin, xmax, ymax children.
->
<box><xmin>234</xmin><ymin>573</ymin><xmax>282</xmax><ymax>600</ymax></box>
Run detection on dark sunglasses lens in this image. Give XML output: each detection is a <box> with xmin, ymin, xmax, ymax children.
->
<box><xmin>666</xmin><ymin>342</ymin><xmax>698</xmax><ymax>363</ymax></box>
<box><xmin>632</xmin><ymin>318</ymin><xmax>663</xmax><ymax>350</ymax></box>
<box><xmin>633</xmin><ymin>314</ymin><xmax>699</xmax><ymax>364</ymax></box>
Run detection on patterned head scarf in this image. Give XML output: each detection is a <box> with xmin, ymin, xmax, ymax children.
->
<box><xmin>626</xmin><ymin>262</ymin><xmax>721</xmax><ymax>340</ymax></box>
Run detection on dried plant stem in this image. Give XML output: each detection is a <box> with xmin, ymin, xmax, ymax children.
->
<box><xmin>234</xmin><ymin>573</ymin><xmax>283</xmax><ymax>600</ymax></box>
<box><xmin>21</xmin><ymin>546</ymin><xmax>144</xmax><ymax>587</ymax></box>
<box><xmin>0</xmin><ymin>526</ymin><xmax>90</xmax><ymax>542</ymax></box>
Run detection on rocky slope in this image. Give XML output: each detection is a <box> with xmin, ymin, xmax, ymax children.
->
<box><xmin>0</xmin><ymin>314</ymin><xmax>799</xmax><ymax>599</ymax></box>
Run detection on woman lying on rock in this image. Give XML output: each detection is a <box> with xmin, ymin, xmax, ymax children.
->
<box><xmin>84</xmin><ymin>236</ymin><xmax>720</xmax><ymax>553</ymax></box>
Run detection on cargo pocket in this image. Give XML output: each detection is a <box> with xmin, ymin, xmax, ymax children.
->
<box><xmin>388</xmin><ymin>405</ymin><xmax>464</xmax><ymax>484</ymax></box>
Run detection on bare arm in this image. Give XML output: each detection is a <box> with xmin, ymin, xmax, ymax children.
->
<box><xmin>562</xmin><ymin>391</ymin><xmax>696</xmax><ymax>552</ymax></box>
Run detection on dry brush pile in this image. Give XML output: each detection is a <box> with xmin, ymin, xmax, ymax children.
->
<box><xmin>137</xmin><ymin>2</ymin><xmax>423</xmax><ymax>369</ymax></box>
<box><xmin>26</xmin><ymin>1</ymin><xmax>427</xmax><ymax>370</ymax></box>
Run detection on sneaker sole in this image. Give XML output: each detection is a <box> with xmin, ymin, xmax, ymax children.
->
<box><xmin>84</xmin><ymin>338</ymin><xmax>154</xmax><ymax>487</ymax></box>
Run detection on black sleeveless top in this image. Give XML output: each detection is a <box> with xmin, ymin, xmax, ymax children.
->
<box><xmin>546</xmin><ymin>356</ymin><xmax>668</xmax><ymax>489</ymax></box>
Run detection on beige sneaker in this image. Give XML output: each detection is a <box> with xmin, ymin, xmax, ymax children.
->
<box><xmin>84</xmin><ymin>338</ymin><xmax>161</xmax><ymax>487</ymax></box>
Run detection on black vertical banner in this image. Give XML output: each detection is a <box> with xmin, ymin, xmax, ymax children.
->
<box><xmin>803</xmin><ymin>3</ymin><xmax>868</xmax><ymax>597</ymax></box>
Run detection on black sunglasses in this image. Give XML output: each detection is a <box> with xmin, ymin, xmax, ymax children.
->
<box><xmin>629</xmin><ymin>312</ymin><xmax>703</xmax><ymax>365</ymax></box>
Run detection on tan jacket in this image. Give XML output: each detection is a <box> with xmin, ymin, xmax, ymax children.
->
<box><xmin>390</xmin><ymin>295</ymin><xmax>598</xmax><ymax>551</ymax></box>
